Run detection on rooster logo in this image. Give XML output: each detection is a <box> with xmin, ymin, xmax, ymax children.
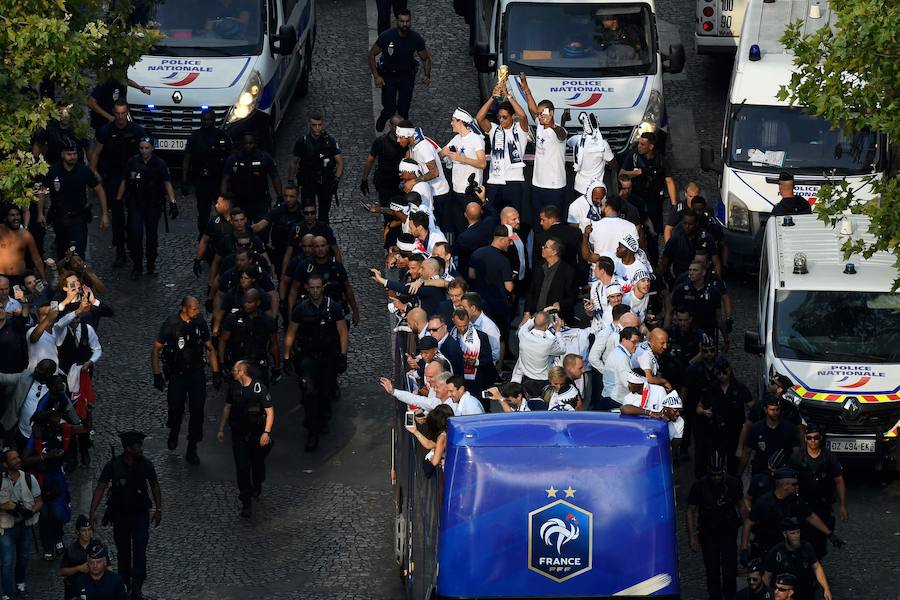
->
<box><xmin>540</xmin><ymin>513</ymin><xmax>580</xmax><ymax>554</ymax></box>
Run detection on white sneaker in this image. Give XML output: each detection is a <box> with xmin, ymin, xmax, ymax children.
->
<box><xmin>15</xmin><ymin>582</ymin><xmax>25</xmax><ymax>593</ymax></box>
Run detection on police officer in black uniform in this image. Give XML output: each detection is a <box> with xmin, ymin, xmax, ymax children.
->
<box><xmin>620</xmin><ymin>131</ymin><xmax>676</xmax><ymax>266</ymax></box>
<box><xmin>44</xmin><ymin>140</ymin><xmax>110</xmax><ymax>258</ymax></box>
<box><xmin>770</xmin><ymin>172</ymin><xmax>812</xmax><ymax>217</ymax></box>
<box><xmin>182</xmin><ymin>109</ymin><xmax>233</xmax><ymax>235</ymax></box>
<box><xmin>687</xmin><ymin>452</ymin><xmax>744</xmax><ymax>600</ymax></box>
<box><xmin>763</xmin><ymin>518</ymin><xmax>832</xmax><ymax>600</ymax></box>
<box><xmin>736</xmin><ymin>559</ymin><xmax>774</xmax><ymax>600</ymax></box>
<box><xmin>71</xmin><ymin>540</ymin><xmax>129</xmax><ymax>600</ymax></box>
<box><xmin>368</xmin><ymin>9</ymin><xmax>432</xmax><ymax>131</ymax></box>
<box><xmin>250</xmin><ymin>184</ymin><xmax>305</xmax><ymax>277</ymax></box>
<box><xmin>193</xmin><ymin>193</ymin><xmax>234</xmax><ymax>278</ymax></box>
<box><xmin>151</xmin><ymin>296</ymin><xmax>223</xmax><ymax>464</ymax></box>
<box><xmin>34</xmin><ymin>102</ymin><xmax>88</xmax><ymax>166</ymax></box>
<box><xmin>361</xmin><ymin>115</ymin><xmax>405</xmax><ymax>219</ymax></box>
<box><xmin>218</xmin><ymin>288</ymin><xmax>281</xmax><ymax>384</ymax></box>
<box><xmin>284</xmin><ymin>273</ymin><xmax>349</xmax><ymax>452</ymax></box>
<box><xmin>220</xmin><ymin>132</ymin><xmax>283</xmax><ymax>223</ymax></box>
<box><xmin>217</xmin><ymin>360</ymin><xmax>275</xmax><ymax>518</ymax></box>
<box><xmin>288</xmin><ymin>110</ymin><xmax>344</xmax><ymax>224</ymax></box>
<box><xmin>89</xmin><ymin>99</ymin><xmax>146</xmax><ymax>267</ymax></box>
<box><xmin>117</xmin><ymin>137</ymin><xmax>178</xmax><ymax>279</ymax></box>
<box><xmin>88</xmin><ymin>431</ymin><xmax>162</xmax><ymax>600</ymax></box>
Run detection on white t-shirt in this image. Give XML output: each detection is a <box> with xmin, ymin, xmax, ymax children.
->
<box><xmin>411</xmin><ymin>181</ymin><xmax>434</xmax><ymax>210</ymax></box>
<box><xmin>631</xmin><ymin>341</ymin><xmax>659</xmax><ymax>375</ymax></box>
<box><xmin>567</xmin><ymin>195</ymin><xmax>603</xmax><ymax>231</ymax></box>
<box><xmin>411</xmin><ymin>139</ymin><xmax>450</xmax><ymax>196</ymax></box>
<box><xmin>622</xmin><ymin>290</ymin><xmax>650</xmax><ymax>322</ymax></box>
<box><xmin>622</xmin><ymin>383</ymin><xmax>685</xmax><ymax>439</ymax></box>
<box><xmin>588</xmin><ymin>217</ymin><xmax>638</xmax><ymax>256</ymax></box>
<box><xmin>616</xmin><ymin>256</ymin><xmax>651</xmax><ymax>290</ymax></box>
<box><xmin>19</xmin><ymin>381</ymin><xmax>46</xmax><ymax>438</ymax></box>
<box><xmin>487</xmin><ymin>123</ymin><xmax>527</xmax><ymax>184</ymax></box>
<box><xmin>532</xmin><ymin>125</ymin><xmax>566</xmax><ymax>190</ymax></box>
<box><xmin>555</xmin><ymin>326</ymin><xmax>592</xmax><ymax>371</ymax></box>
<box><xmin>446</xmin><ymin>132</ymin><xmax>485</xmax><ymax>193</ymax></box>
<box><xmin>567</xmin><ymin>133</ymin><xmax>614</xmax><ymax>194</ymax></box>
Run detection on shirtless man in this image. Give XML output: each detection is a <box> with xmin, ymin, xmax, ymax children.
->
<box><xmin>0</xmin><ymin>205</ymin><xmax>45</xmax><ymax>284</ymax></box>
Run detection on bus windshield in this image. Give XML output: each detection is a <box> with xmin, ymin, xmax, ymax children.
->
<box><xmin>132</xmin><ymin>0</ymin><xmax>265</xmax><ymax>57</ymax></box>
<box><xmin>773</xmin><ymin>289</ymin><xmax>900</xmax><ymax>363</ymax></box>
<box><xmin>503</xmin><ymin>3</ymin><xmax>656</xmax><ymax>77</ymax></box>
<box><xmin>727</xmin><ymin>105</ymin><xmax>880</xmax><ymax>175</ymax></box>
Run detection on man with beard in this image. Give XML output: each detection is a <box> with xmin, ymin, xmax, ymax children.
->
<box><xmin>0</xmin><ymin>205</ymin><xmax>45</xmax><ymax>285</ymax></box>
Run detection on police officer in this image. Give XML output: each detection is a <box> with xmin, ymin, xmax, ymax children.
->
<box><xmin>34</xmin><ymin>102</ymin><xmax>88</xmax><ymax>166</ymax></box>
<box><xmin>736</xmin><ymin>559</ymin><xmax>774</xmax><ymax>600</ymax></box>
<box><xmin>71</xmin><ymin>540</ymin><xmax>129</xmax><ymax>600</ymax></box>
<box><xmin>218</xmin><ymin>288</ymin><xmax>281</xmax><ymax>384</ymax></box>
<box><xmin>686</xmin><ymin>452</ymin><xmax>744</xmax><ymax>600</ymax></box>
<box><xmin>695</xmin><ymin>356</ymin><xmax>751</xmax><ymax>476</ymax></box>
<box><xmin>770</xmin><ymin>172</ymin><xmax>812</xmax><ymax>217</ymax></box>
<box><xmin>288</xmin><ymin>110</ymin><xmax>344</xmax><ymax>224</ymax></box>
<box><xmin>361</xmin><ymin>115</ymin><xmax>405</xmax><ymax>219</ymax></box>
<box><xmin>250</xmin><ymin>184</ymin><xmax>305</xmax><ymax>277</ymax></box>
<box><xmin>772</xmin><ymin>573</ymin><xmax>798</xmax><ymax>600</ymax></box>
<box><xmin>220</xmin><ymin>132</ymin><xmax>283</xmax><ymax>223</ymax></box>
<box><xmin>217</xmin><ymin>360</ymin><xmax>275</xmax><ymax>518</ymax></box>
<box><xmin>283</xmin><ymin>273</ymin><xmax>349</xmax><ymax>452</ymax></box>
<box><xmin>193</xmin><ymin>194</ymin><xmax>234</xmax><ymax>280</ymax></box>
<box><xmin>44</xmin><ymin>140</ymin><xmax>109</xmax><ymax>258</ymax></box>
<box><xmin>763</xmin><ymin>518</ymin><xmax>833</xmax><ymax>600</ymax></box>
<box><xmin>59</xmin><ymin>515</ymin><xmax>100</xmax><ymax>600</ymax></box>
<box><xmin>89</xmin><ymin>99</ymin><xmax>146</xmax><ymax>267</ymax></box>
<box><xmin>182</xmin><ymin>109</ymin><xmax>233</xmax><ymax>235</ymax></box>
<box><xmin>368</xmin><ymin>9</ymin><xmax>432</xmax><ymax>131</ymax></box>
<box><xmin>789</xmin><ymin>423</ymin><xmax>848</xmax><ymax>560</ymax></box>
<box><xmin>117</xmin><ymin>136</ymin><xmax>178</xmax><ymax>279</ymax></box>
<box><xmin>151</xmin><ymin>296</ymin><xmax>223</xmax><ymax>464</ymax></box>
<box><xmin>619</xmin><ymin>131</ymin><xmax>677</xmax><ymax>266</ymax></box>
<box><xmin>88</xmin><ymin>431</ymin><xmax>161</xmax><ymax>600</ymax></box>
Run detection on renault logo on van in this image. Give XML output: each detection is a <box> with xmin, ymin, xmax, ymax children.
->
<box><xmin>528</xmin><ymin>493</ymin><xmax>592</xmax><ymax>582</ymax></box>
<box><xmin>172</xmin><ymin>91</ymin><xmax>183</xmax><ymax>104</ymax></box>
<box><xmin>843</xmin><ymin>397</ymin><xmax>861</xmax><ymax>420</ymax></box>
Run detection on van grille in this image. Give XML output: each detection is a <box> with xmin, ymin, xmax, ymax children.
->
<box><xmin>128</xmin><ymin>104</ymin><xmax>230</xmax><ymax>140</ymax></box>
<box><xmin>800</xmin><ymin>399</ymin><xmax>900</xmax><ymax>435</ymax></box>
<box><xmin>600</xmin><ymin>126</ymin><xmax>636</xmax><ymax>155</ymax></box>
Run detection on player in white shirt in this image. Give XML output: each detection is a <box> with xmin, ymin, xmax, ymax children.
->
<box><xmin>519</xmin><ymin>73</ymin><xmax>568</xmax><ymax>216</ymax></box>
<box><xmin>398</xmin><ymin>158</ymin><xmax>434</xmax><ymax>209</ymax></box>
<box><xmin>614</xmin><ymin>233</ymin><xmax>652</xmax><ymax>287</ymax></box>
<box><xmin>583</xmin><ymin>194</ymin><xmax>639</xmax><ymax>259</ymax></box>
<box><xmin>622</xmin><ymin>270</ymin><xmax>652</xmax><ymax>322</ymax></box>
<box><xmin>568</xmin><ymin>112</ymin><xmax>615</xmax><ymax>195</ymax></box>
<box><xmin>475</xmin><ymin>82</ymin><xmax>529</xmax><ymax>213</ymax></box>
<box><xmin>396</xmin><ymin>122</ymin><xmax>451</xmax><ymax>235</ymax></box>
<box><xmin>567</xmin><ymin>178</ymin><xmax>605</xmax><ymax>232</ymax></box>
<box><xmin>441</xmin><ymin>107</ymin><xmax>487</xmax><ymax>237</ymax></box>
<box><xmin>620</xmin><ymin>373</ymin><xmax>685</xmax><ymax>442</ymax></box>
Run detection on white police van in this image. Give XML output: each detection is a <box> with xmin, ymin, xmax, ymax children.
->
<box><xmin>700</xmin><ymin>0</ymin><xmax>888</xmax><ymax>270</ymax></box>
<box><xmin>126</xmin><ymin>0</ymin><xmax>316</xmax><ymax>152</ymax></box>
<box><xmin>471</xmin><ymin>0</ymin><xmax>684</xmax><ymax>156</ymax></box>
<box><xmin>694</xmin><ymin>0</ymin><xmax>749</xmax><ymax>54</ymax></box>
<box><xmin>745</xmin><ymin>214</ymin><xmax>900</xmax><ymax>466</ymax></box>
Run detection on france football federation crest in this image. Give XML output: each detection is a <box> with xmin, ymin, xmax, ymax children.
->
<box><xmin>528</xmin><ymin>487</ymin><xmax>592</xmax><ymax>582</ymax></box>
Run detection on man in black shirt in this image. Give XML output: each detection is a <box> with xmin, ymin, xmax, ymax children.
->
<box><xmin>739</xmin><ymin>397</ymin><xmax>797</xmax><ymax>477</ymax></box>
<box><xmin>696</xmin><ymin>356</ymin><xmax>751</xmax><ymax>476</ymax></box>
<box><xmin>736</xmin><ymin>560</ymin><xmax>774</xmax><ymax>600</ymax></box>
<box><xmin>219</xmin><ymin>289</ymin><xmax>280</xmax><ymax>384</ymax></box>
<box><xmin>289</xmin><ymin>110</ymin><xmax>344</xmax><ymax>224</ymax></box>
<box><xmin>284</xmin><ymin>273</ymin><xmax>349</xmax><ymax>452</ymax></box>
<box><xmin>251</xmin><ymin>184</ymin><xmax>305</xmax><ymax>276</ymax></box>
<box><xmin>217</xmin><ymin>360</ymin><xmax>274</xmax><ymax>518</ymax></box>
<box><xmin>763</xmin><ymin>518</ymin><xmax>832</xmax><ymax>600</ymax></box>
<box><xmin>469</xmin><ymin>226</ymin><xmax>513</xmax><ymax>334</ymax></box>
<box><xmin>182</xmin><ymin>109</ymin><xmax>233</xmax><ymax>235</ymax></box>
<box><xmin>87</xmin><ymin>78</ymin><xmax>148</xmax><ymax>135</ymax></box>
<box><xmin>771</xmin><ymin>172</ymin><xmax>812</xmax><ymax>217</ymax></box>
<box><xmin>368</xmin><ymin>9</ymin><xmax>432</xmax><ymax>131</ymax></box>
<box><xmin>90</xmin><ymin>99</ymin><xmax>146</xmax><ymax>266</ymax></box>
<box><xmin>193</xmin><ymin>194</ymin><xmax>234</xmax><ymax>277</ymax></box>
<box><xmin>221</xmin><ymin>132</ymin><xmax>283</xmax><ymax>223</ymax></box>
<box><xmin>34</xmin><ymin>103</ymin><xmax>88</xmax><ymax>166</ymax></box>
<box><xmin>658</xmin><ymin>209</ymin><xmax>720</xmax><ymax>280</ymax></box>
<box><xmin>287</xmin><ymin>236</ymin><xmax>360</xmax><ymax>325</ymax></box>
<box><xmin>117</xmin><ymin>138</ymin><xmax>178</xmax><ymax>279</ymax></box>
<box><xmin>669</xmin><ymin>259</ymin><xmax>726</xmax><ymax>346</ymax></box>
<box><xmin>151</xmin><ymin>296</ymin><xmax>223</xmax><ymax>464</ymax></box>
<box><xmin>362</xmin><ymin>116</ymin><xmax>405</xmax><ymax>218</ymax></box>
<box><xmin>45</xmin><ymin>141</ymin><xmax>109</xmax><ymax>258</ymax></box>
<box><xmin>59</xmin><ymin>514</ymin><xmax>100</xmax><ymax>600</ymax></box>
<box><xmin>533</xmin><ymin>205</ymin><xmax>582</xmax><ymax>271</ymax></box>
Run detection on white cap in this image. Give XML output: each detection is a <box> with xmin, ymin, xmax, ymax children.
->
<box><xmin>626</xmin><ymin>372</ymin><xmax>647</xmax><ymax>385</ymax></box>
<box><xmin>662</xmin><ymin>390</ymin><xmax>683</xmax><ymax>409</ymax></box>
<box><xmin>605</xmin><ymin>283</ymin><xmax>623</xmax><ymax>297</ymax></box>
<box><xmin>619</xmin><ymin>233</ymin><xmax>640</xmax><ymax>253</ymax></box>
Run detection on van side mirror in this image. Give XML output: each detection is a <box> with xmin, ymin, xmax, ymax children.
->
<box><xmin>744</xmin><ymin>331</ymin><xmax>764</xmax><ymax>355</ymax></box>
<box><xmin>473</xmin><ymin>42</ymin><xmax>497</xmax><ymax>73</ymax></box>
<box><xmin>273</xmin><ymin>25</ymin><xmax>298</xmax><ymax>56</ymax></box>
<box><xmin>700</xmin><ymin>144</ymin><xmax>724</xmax><ymax>174</ymax></box>
<box><xmin>662</xmin><ymin>44</ymin><xmax>685</xmax><ymax>74</ymax></box>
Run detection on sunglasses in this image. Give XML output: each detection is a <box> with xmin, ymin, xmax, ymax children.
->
<box><xmin>805</xmin><ymin>435</ymin><xmax>821</xmax><ymax>440</ymax></box>
<box><xmin>775</xmin><ymin>586</ymin><xmax>793</xmax><ymax>592</ymax></box>
<box><xmin>427</xmin><ymin>327</ymin><xmax>443</xmax><ymax>332</ymax></box>
<box><xmin>302</xmin><ymin>210</ymin><xmax>317</xmax><ymax>215</ymax></box>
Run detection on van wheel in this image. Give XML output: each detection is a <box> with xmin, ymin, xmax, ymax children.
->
<box><xmin>295</xmin><ymin>42</ymin><xmax>312</xmax><ymax>99</ymax></box>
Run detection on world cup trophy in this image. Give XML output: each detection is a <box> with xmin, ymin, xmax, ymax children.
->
<box><xmin>492</xmin><ymin>65</ymin><xmax>510</xmax><ymax>102</ymax></box>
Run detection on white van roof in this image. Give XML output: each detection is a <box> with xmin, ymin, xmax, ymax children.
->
<box><xmin>731</xmin><ymin>0</ymin><xmax>835</xmax><ymax>105</ymax></box>
<box><xmin>767</xmin><ymin>214</ymin><xmax>897</xmax><ymax>292</ymax></box>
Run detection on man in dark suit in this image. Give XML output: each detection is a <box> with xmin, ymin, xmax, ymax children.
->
<box><xmin>500</xmin><ymin>206</ymin><xmax>531</xmax><ymax>292</ymax></box>
<box><xmin>450</xmin><ymin>308</ymin><xmax>497</xmax><ymax>403</ymax></box>
<box><xmin>532</xmin><ymin>205</ymin><xmax>583</xmax><ymax>273</ymax></box>
<box><xmin>523</xmin><ymin>238</ymin><xmax>577</xmax><ymax>323</ymax></box>
<box><xmin>453</xmin><ymin>201</ymin><xmax>498</xmax><ymax>279</ymax></box>
<box><xmin>426</xmin><ymin>314</ymin><xmax>464</xmax><ymax>376</ymax></box>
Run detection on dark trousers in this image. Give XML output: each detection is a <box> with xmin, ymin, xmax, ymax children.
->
<box><xmin>804</xmin><ymin>507</ymin><xmax>834</xmax><ymax>560</ymax></box>
<box><xmin>487</xmin><ymin>181</ymin><xmax>525</xmax><ymax>215</ymax></box>
<box><xmin>377</xmin><ymin>187</ymin><xmax>394</xmax><ymax>226</ymax></box>
<box><xmin>376</xmin><ymin>0</ymin><xmax>408</xmax><ymax>33</ymax></box>
<box><xmin>699</xmin><ymin>531</ymin><xmax>737</xmax><ymax>600</ymax></box>
<box><xmin>432</xmin><ymin>192</ymin><xmax>450</xmax><ymax>234</ymax></box>
<box><xmin>232</xmin><ymin>432</ymin><xmax>272</xmax><ymax>506</ymax></box>
<box><xmin>113</xmin><ymin>511</ymin><xmax>150</xmax><ymax>594</ymax></box>
<box><xmin>296</xmin><ymin>353</ymin><xmax>338</xmax><ymax>433</ymax></box>
<box><xmin>52</xmin><ymin>217</ymin><xmax>88</xmax><ymax>259</ymax></box>
<box><xmin>194</xmin><ymin>177</ymin><xmax>219</xmax><ymax>235</ymax></box>
<box><xmin>104</xmin><ymin>178</ymin><xmax>126</xmax><ymax>255</ymax></box>
<box><xmin>166</xmin><ymin>369</ymin><xmax>207</xmax><ymax>443</ymax></box>
<box><xmin>38</xmin><ymin>496</ymin><xmax>66</xmax><ymax>554</ymax></box>
<box><xmin>302</xmin><ymin>184</ymin><xmax>334</xmax><ymax>224</ymax></box>
<box><xmin>126</xmin><ymin>200</ymin><xmax>161</xmax><ymax>270</ymax></box>
<box><xmin>521</xmin><ymin>377</ymin><xmax>549</xmax><ymax>399</ymax></box>
<box><xmin>445</xmin><ymin>192</ymin><xmax>470</xmax><ymax>239</ymax></box>
<box><xmin>379</xmin><ymin>74</ymin><xmax>415</xmax><ymax>123</ymax></box>
<box><xmin>646</xmin><ymin>200</ymin><xmax>664</xmax><ymax>267</ymax></box>
<box><xmin>531</xmin><ymin>186</ymin><xmax>566</xmax><ymax>224</ymax></box>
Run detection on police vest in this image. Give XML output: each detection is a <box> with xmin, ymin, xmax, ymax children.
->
<box><xmin>106</xmin><ymin>456</ymin><xmax>153</xmax><ymax>514</ymax></box>
<box><xmin>225</xmin><ymin>312</ymin><xmax>272</xmax><ymax>365</ymax></box>
<box><xmin>295</xmin><ymin>134</ymin><xmax>339</xmax><ymax>187</ymax></box>
<box><xmin>696</xmin><ymin>477</ymin><xmax>742</xmax><ymax>533</ymax></box>
<box><xmin>228</xmin><ymin>380</ymin><xmax>268</xmax><ymax>433</ymax></box>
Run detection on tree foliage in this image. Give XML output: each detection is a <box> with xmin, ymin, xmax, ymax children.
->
<box><xmin>779</xmin><ymin>0</ymin><xmax>900</xmax><ymax>289</ymax></box>
<box><xmin>0</xmin><ymin>0</ymin><xmax>158</xmax><ymax>208</ymax></box>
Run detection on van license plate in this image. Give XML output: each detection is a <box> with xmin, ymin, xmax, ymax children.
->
<box><xmin>828</xmin><ymin>438</ymin><xmax>875</xmax><ymax>453</ymax></box>
<box><xmin>155</xmin><ymin>138</ymin><xmax>186</xmax><ymax>151</ymax></box>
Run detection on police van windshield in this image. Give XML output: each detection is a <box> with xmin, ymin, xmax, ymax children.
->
<box><xmin>773</xmin><ymin>290</ymin><xmax>900</xmax><ymax>363</ymax></box>
<box><xmin>133</xmin><ymin>0</ymin><xmax>265</xmax><ymax>56</ymax></box>
<box><xmin>727</xmin><ymin>105</ymin><xmax>879</xmax><ymax>175</ymax></box>
<box><xmin>502</xmin><ymin>3</ymin><xmax>656</xmax><ymax>76</ymax></box>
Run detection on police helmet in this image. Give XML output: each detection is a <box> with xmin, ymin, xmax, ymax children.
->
<box><xmin>746</xmin><ymin>558</ymin><xmax>764</xmax><ymax>574</ymax></box>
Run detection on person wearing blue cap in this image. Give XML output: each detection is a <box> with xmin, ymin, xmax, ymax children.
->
<box><xmin>736</xmin><ymin>558</ymin><xmax>773</xmax><ymax>600</ymax></box>
<box><xmin>71</xmin><ymin>540</ymin><xmax>128</xmax><ymax>600</ymax></box>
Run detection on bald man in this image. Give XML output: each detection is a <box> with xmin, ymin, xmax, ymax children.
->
<box><xmin>500</xmin><ymin>206</ymin><xmax>529</xmax><ymax>288</ymax></box>
<box><xmin>633</xmin><ymin>328</ymin><xmax>671</xmax><ymax>390</ymax></box>
<box><xmin>453</xmin><ymin>201</ymin><xmax>498</xmax><ymax>279</ymax></box>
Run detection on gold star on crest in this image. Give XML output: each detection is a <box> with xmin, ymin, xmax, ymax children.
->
<box><xmin>545</xmin><ymin>486</ymin><xmax>558</xmax><ymax>498</ymax></box>
<box><xmin>564</xmin><ymin>486</ymin><xmax>576</xmax><ymax>498</ymax></box>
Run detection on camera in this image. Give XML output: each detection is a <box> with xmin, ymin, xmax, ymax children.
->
<box><xmin>465</xmin><ymin>172</ymin><xmax>482</xmax><ymax>197</ymax></box>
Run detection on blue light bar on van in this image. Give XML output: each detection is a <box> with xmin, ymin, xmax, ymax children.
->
<box><xmin>201</xmin><ymin>105</ymin><xmax>209</xmax><ymax>110</ymax></box>
<box><xmin>147</xmin><ymin>104</ymin><xmax>155</xmax><ymax>110</ymax></box>
<box><xmin>749</xmin><ymin>45</ymin><xmax>761</xmax><ymax>61</ymax></box>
